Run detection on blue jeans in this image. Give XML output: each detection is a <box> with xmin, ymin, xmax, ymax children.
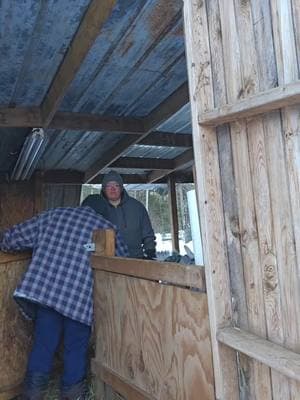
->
<box><xmin>27</xmin><ymin>305</ymin><xmax>91</xmax><ymax>386</ymax></box>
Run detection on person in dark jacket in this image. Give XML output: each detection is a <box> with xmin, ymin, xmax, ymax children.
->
<box><xmin>82</xmin><ymin>171</ymin><xmax>156</xmax><ymax>259</ymax></box>
<box><xmin>0</xmin><ymin>206</ymin><xmax>128</xmax><ymax>400</ymax></box>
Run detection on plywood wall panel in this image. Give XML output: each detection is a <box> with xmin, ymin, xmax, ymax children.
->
<box><xmin>0</xmin><ymin>257</ymin><xmax>33</xmax><ymax>397</ymax></box>
<box><xmin>94</xmin><ymin>271</ymin><xmax>215</xmax><ymax>400</ymax></box>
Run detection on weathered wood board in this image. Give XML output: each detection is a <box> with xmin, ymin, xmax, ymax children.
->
<box><xmin>93</xmin><ymin>270</ymin><xmax>214</xmax><ymax>400</ymax></box>
<box><xmin>0</xmin><ymin>254</ymin><xmax>33</xmax><ymax>399</ymax></box>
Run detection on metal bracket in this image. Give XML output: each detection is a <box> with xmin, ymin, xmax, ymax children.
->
<box><xmin>83</xmin><ymin>242</ymin><xmax>95</xmax><ymax>252</ymax></box>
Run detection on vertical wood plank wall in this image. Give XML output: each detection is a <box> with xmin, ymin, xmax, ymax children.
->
<box><xmin>0</xmin><ymin>180</ymin><xmax>81</xmax><ymax>231</ymax></box>
<box><xmin>184</xmin><ymin>0</ymin><xmax>300</xmax><ymax>399</ymax></box>
<box><xmin>0</xmin><ymin>179</ymin><xmax>81</xmax><ymax>399</ymax></box>
<box><xmin>0</xmin><ymin>254</ymin><xmax>32</xmax><ymax>400</ymax></box>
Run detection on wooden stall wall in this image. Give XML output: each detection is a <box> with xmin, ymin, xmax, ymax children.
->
<box><xmin>0</xmin><ymin>180</ymin><xmax>37</xmax><ymax>231</ymax></box>
<box><xmin>0</xmin><ymin>179</ymin><xmax>81</xmax><ymax>231</ymax></box>
<box><xmin>43</xmin><ymin>184</ymin><xmax>81</xmax><ymax>210</ymax></box>
<box><xmin>0</xmin><ymin>253</ymin><xmax>32</xmax><ymax>400</ymax></box>
<box><xmin>184</xmin><ymin>0</ymin><xmax>300</xmax><ymax>399</ymax></box>
<box><xmin>91</xmin><ymin>232</ymin><xmax>214</xmax><ymax>400</ymax></box>
<box><xmin>0</xmin><ymin>179</ymin><xmax>81</xmax><ymax>399</ymax></box>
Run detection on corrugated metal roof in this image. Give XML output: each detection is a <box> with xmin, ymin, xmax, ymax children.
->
<box><xmin>0</xmin><ymin>0</ymin><xmax>192</xmax><ymax>182</ymax></box>
<box><xmin>123</xmin><ymin>144</ymin><xmax>185</xmax><ymax>159</ymax></box>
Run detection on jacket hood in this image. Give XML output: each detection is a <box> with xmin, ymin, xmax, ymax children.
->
<box><xmin>101</xmin><ymin>171</ymin><xmax>124</xmax><ymax>190</ymax></box>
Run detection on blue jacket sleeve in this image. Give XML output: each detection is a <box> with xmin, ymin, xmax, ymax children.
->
<box><xmin>1</xmin><ymin>215</ymin><xmax>40</xmax><ymax>252</ymax></box>
<box><xmin>140</xmin><ymin>206</ymin><xmax>156</xmax><ymax>252</ymax></box>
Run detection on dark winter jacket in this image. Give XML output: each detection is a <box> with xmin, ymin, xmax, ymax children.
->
<box><xmin>81</xmin><ymin>190</ymin><xmax>156</xmax><ymax>259</ymax></box>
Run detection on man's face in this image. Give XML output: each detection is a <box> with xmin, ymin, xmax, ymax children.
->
<box><xmin>104</xmin><ymin>181</ymin><xmax>122</xmax><ymax>202</ymax></box>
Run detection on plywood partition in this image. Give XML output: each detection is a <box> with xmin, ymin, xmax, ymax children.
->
<box><xmin>91</xmin><ymin>230</ymin><xmax>214</xmax><ymax>400</ymax></box>
<box><xmin>0</xmin><ymin>253</ymin><xmax>33</xmax><ymax>400</ymax></box>
<box><xmin>184</xmin><ymin>0</ymin><xmax>300</xmax><ymax>399</ymax></box>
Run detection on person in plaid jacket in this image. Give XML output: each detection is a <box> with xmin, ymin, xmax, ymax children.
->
<box><xmin>0</xmin><ymin>206</ymin><xmax>128</xmax><ymax>400</ymax></box>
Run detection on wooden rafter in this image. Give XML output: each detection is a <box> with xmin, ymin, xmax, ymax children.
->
<box><xmin>0</xmin><ymin>107</ymin><xmax>42</xmax><ymax>127</ymax></box>
<box><xmin>0</xmin><ymin>107</ymin><xmax>145</xmax><ymax>134</ymax></box>
<box><xmin>140</xmin><ymin>131</ymin><xmax>192</xmax><ymax>147</ymax></box>
<box><xmin>147</xmin><ymin>148</ymin><xmax>194</xmax><ymax>183</ymax></box>
<box><xmin>40</xmin><ymin>0</ymin><xmax>117</xmax><ymax>127</ymax></box>
<box><xmin>111</xmin><ymin>157</ymin><xmax>174</xmax><ymax>170</ymax></box>
<box><xmin>37</xmin><ymin>170</ymin><xmax>193</xmax><ymax>185</ymax></box>
<box><xmin>50</xmin><ymin>112</ymin><xmax>145</xmax><ymax>134</ymax></box>
<box><xmin>84</xmin><ymin>83</ymin><xmax>190</xmax><ymax>183</ymax></box>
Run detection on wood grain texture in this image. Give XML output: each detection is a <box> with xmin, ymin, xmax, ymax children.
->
<box><xmin>270</xmin><ymin>1</ymin><xmax>300</xmax><ymax>398</ymax></box>
<box><xmin>183</xmin><ymin>1</ymin><xmax>239</xmax><ymax>398</ymax></box>
<box><xmin>41</xmin><ymin>0</ymin><xmax>117</xmax><ymax>126</ymax></box>
<box><xmin>204</xmin><ymin>4</ymin><xmax>252</xmax><ymax>397</ymax></box>
<box><xmin>93</xmin><ymin>271</ymin><xmax>214</xmax><ymax>400</ymax></box>
<box><xmin>199</xmin><ymin>81</ymin><xmax>300</xmax><ymax>126</ymax></box>
<box><xmin>0</xmin><ymin>182</ymin><xmax>35</xmax><ymax>231</ymax></box>
<box><xmin>91</xmin><ymin>256</ymin><xmax>206</xmax><ymax>291</ymax></box>
<box><xmin>91</xmin><ymin>362</ymin><xmax>154</xmax><ymax>400</ymax></box>
<box><xmin>218</xmin><ymin>327</ymin><xmax>300</xmax><ymax>383</ymax></box>
<box><xmin>0</xmin><ymin>258</ymin><xmax>33</xmax><ymax>395</ymax></box>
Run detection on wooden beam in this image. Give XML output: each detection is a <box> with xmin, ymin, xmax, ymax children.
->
<box><xmin>91</xmin><ymin>361</ymin><xmax>155</xmax><ymax>400</ymax></box>
<box><xmin>84</xmin><ymin>83</ymin><xmax>190</xmax><ymax>183</ymax></box>
<box><xmin>168</xmin><ymin>177</ymin><xmax>179</xmax><ymax>252</ymax></box>
<box><xmin>183</xmin><ymin>0</ymin><xmax>239</xmax><ymax>398</ymax></box>
<box><xmin>42</xmin><ymin>170</ymin><xmax>84</xmax><ymax>184</ymax></box>
<box><xmin>91</xmin><ymin>256</ymin><xmax>206</xmax><ymax>291</ymax></box>
<box><xmin>140</xmin><ymin>131</ymin><xmax>193</xmax><ymax>147</ymax></box>
<box><xmin>111</xmin><ymin>157</ymin><xmax>174</xmax><ymax>170</ymax></box>
<box><xmin>0</xmin><ymin>252</ymin><xmax>31</xmax><ymax>264</ymax></box>
<box><xmin>199</xmin><ymin>80</ymin><xmax>300</xmax><ymax>127</ymax></box>
<box><xmin>40</xmin><ymin>0</ymin><xmax>117</xmax><ymax>127</ymax></box>
<box><xmin>0</xmin><ymin>107</ymin><xmax>145</xmax><ymax>134</ymax></box>
<box><xmin>0</xmin><ymin>107</ymin><xmax>41</xmax><ymax>127</ymax></box>
<box><xmin>218</xmin><ymin>327</ymin><xmax>300</xmax><ymax>383</ymax></box>
<box><xmin>90</xmin><ymin>173</ymin><xmax>148</xmax><ymax>185</ymax></box>
<box><xmin>50</xmin><ymin>112</ymin><xmax>145</xmax><ymax>134</ymax></box>
<box><xmin>146</xmin><ymin>169</ymin><xmax>173</xmax><ymax>183</ymax></box>
<box><xmin>85</xmin><ymin>135</ymin><xmax>142</xmax><ymax>182</ymax></box>
<box><xmin>147</xmin><ymin>148</ymin><xmax>194</xmax><ymax>183</ymax></box>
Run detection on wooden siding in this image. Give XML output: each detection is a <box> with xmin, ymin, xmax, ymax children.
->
<box><xmin>184</xmin><ymin>0</ymin><xmax>300</xmax><ymax>399</ymax></box>
<box><xmin>0</xmin><ymin>254</ymin><xmax>32</xmax><ymax>400</ymax></box>
<box><xmin>93</xmin><ymin>261</ymin><xmax>214</xmax><ymax>400</ymax></box>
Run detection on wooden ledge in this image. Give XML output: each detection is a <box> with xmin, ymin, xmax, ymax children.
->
<box><xmin>199</xmin><ymin>80</ymin><xmax>300</xmax><ymax>126</ymax></box>
<box><xmin>0</xmin><ymin>251</ymin><xmax>31</xmax><ymax>265</ymax></box>
<box><xmin>217</xmin><ymin>327</ymin><xmax>300</xmax><ymax>382</ymax></box>
<box><xmin>91</xmin><ymin>256</ymin><xmax>206</xmax><ymax>291</ymax></box>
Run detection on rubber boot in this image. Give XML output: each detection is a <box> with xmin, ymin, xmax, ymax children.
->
<box><xmin>21</xmin><ymin>372</ymin><xmax>49</xmax><ymax>400</ymax></box>
<box><xmin>60</xmin><ymin>379</ymin><xmax>89</xmax><ymax>400</ymax></box>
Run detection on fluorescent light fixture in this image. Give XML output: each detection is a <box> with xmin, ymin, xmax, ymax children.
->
<box><xmin>11</xmin><ymin>128</ymin><xmax>48</xmax><ymax>181</ymax></box>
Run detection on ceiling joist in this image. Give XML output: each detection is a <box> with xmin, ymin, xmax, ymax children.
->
<box><xmin>50</xmin><ymin>112</ymin><xmax>145</xmax><ymax>134</ymax></box>
<box><xmin>84</xmin><ymin>82</ymin><xmax>190</xmax><ymax>183</ymax></box>
<box><xmin>140</xmin><ymin>131</ymin><xmax>192</xmax><ymax>147</ymax></box>
<box><xmin>40</xmin><ymin>0</ymin><xmax>117</xmax><ymax>127</ymax></box>
<box><xmin>147</xmin><ymin>148</ymin><xmax>194</xmax><ymax>183</ymax></box>
<box><xmin>111</xmin><ymin>157</ymin><xmax>174</xmax><ymax>170</ymax></box>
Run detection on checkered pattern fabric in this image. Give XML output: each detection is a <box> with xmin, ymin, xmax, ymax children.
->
<box><xmin>1</xmin><ymin>206</ymin><xmax>128</xmax><ymax>326</ymax></box>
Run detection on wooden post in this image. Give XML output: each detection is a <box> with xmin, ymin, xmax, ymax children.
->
<box><xmin>34</xmin><ymin>172</ymin><xmax>44</xmax><ymax>214</ymax></box>
<box><xmin>167</xmin><ymin>177</ymin><xmax>179</xmax><ymax>252</ymax></box>
<box><xmin>92</xmin><ymin>229</ymin><xmax>115</xmax><ymax>400</ymax></box>
<box><xmin>183</xmin><ymin>1</ymin><xmax>239</xmax><ymax>399</ymax></box>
